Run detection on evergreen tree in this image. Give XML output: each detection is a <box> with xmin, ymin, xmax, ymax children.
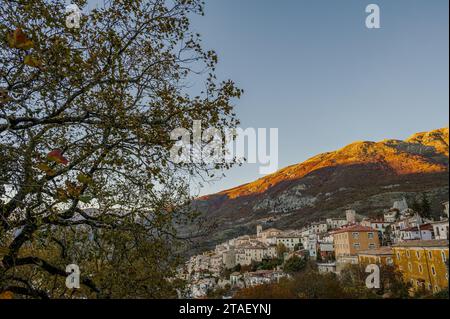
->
<box><xmin>316</xmin><ymin>247</ymin><xmax>323</xmax><ymax>262</ymax></box>
<box><xmin>420</xmin><ymin>193</ymin><xmax>432</xmax><ymax>219</ymax></box>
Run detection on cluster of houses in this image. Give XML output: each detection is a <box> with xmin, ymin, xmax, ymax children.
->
<box><xmin>179</xmin><ymin>200</ymin><xmax>449</xmax><ymax>298</ymax></box>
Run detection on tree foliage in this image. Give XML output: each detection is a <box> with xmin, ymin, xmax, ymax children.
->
<box><xmin>0</xmin><ymin>0</ymin><xmax>241</xmax><ymax>298</ymax></box>
<box><xmin>234</xmin><ymin>264</ymin><xmax>412</xmax><ymax>299</ymax></box>
<box><xmin>283</xmin><ymin>256</ymin><xmax>306</xmax><ymax>274</ymax></box>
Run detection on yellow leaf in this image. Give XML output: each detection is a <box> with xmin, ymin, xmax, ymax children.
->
<box><xmin>77</xmin><ymin>173</ymin><xmax>92</xmax><ymax>185</ymax></box>
<box><xmin>24</xmin><ymin>55</ymin><xmax>42</xmax><ymax>69</ymax></box>
<box><xmin>36</xmin><ymin>162</ymin><xmax>56</xmax><ymax>176</ymax></box>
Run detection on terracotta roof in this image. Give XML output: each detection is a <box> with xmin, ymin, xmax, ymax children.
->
<box><xmin>401</xmin><ymin>224</ymin><xmax>433</xmax><ymax>232</ymax></box>
<box><xmin>393</xmin><ymin>240</ymin><xmax>449</xmax><ymax>248</ymax></box>
<box><xmin>357</xmin><ymin>247</ymin><xmax>393</xmax><ymax>256</ymax></box>
<box><xmin>331</xmin><ymin>224</ymin><xmax>376</xmax><ymax>234</ymax></box>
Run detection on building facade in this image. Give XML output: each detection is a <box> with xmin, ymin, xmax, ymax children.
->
<box><xmin>333</xmin><ymin>225</ymin><xmax>380</xmax><ymax>259</ymax></box>
<box><xmin>392</xmin><ymin>240</ymin><xmax>449</xmax><ymax>294</ymax></box>
<box><xmin>358</xmin><ymin>247</ymin><xmax>393</xmax><ymax>266</ymax></box>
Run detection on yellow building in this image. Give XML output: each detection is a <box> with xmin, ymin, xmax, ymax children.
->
<box><xmin>333</xmin><ymin>225</ymin><xmax>380</xmax><ymax>259</ymax></box>
<box><xmin>358</xmin><ymin>246</ymin><xmax>393</xmax><ymax>266</ymax></box>
<box><xmin>393</xmin><ymin>240</ymin><xmax>449</xmax><ymax>294</ymax></box>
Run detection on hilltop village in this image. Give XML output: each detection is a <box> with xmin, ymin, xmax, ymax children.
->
<box><xmin>178</xmin><ymin>199</ymin><xmax>449</xmax><ymax>298</ymax></box>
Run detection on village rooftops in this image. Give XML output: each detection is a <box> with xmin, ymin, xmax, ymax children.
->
<box><xmin>331</xmin><ymin>224</ymin><xmax>375</xmax><ymax>234</ymax></box>
<box><xmin>244</xmin><ymin>270</ymin><xmax>283</xmax><ymax>277</ymax></box>
<box><xmin>277</xmin><ymin>232</ymin><xmax>302</xmax><ymax>238</ymax></box>
<box><xmin>393</xmin><ymin>239</ymin><xmax>449</xmax><ymax>248</ymax></box>
<box><xmin>357</xmin><ymin>246</ymin><xmax>393</xmax><ymax>256</ymax></box>
<box><xmin>400</xmin><ymin>223</ymin><xmax>433</xmax><ymax>232</ymax></box>
<box><xmin>236</xmin><ymin>241</ymin><xmax>268</xmax><ymax>250</ymax></box>
<box><xmin>259</xmin><ymin>228</ymin><xmax>282</xmax><ymax>234</ymax></box>
<box><xmin>363</xmin><ymin>218</ymin><xmax>387</xmax><ymax>223</ymax></box>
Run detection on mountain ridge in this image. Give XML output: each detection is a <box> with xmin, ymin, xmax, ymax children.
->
<box><xmin>200</xmin><ymin>127</ymin><xmax>448</xmax><ymax>201</ymax></box>
<box><xmin>191</xmin><ymin>128</ymin><xmax>448</xmax><ymax>253</ymax></box>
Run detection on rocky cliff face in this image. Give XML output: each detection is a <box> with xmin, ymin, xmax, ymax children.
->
<box><xmin>191</xmin><ymin>128</ymin><xmax>449</xmax><ymax>251</ymax></box>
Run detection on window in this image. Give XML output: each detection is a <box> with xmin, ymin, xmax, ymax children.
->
<box><xmin>428</xmin><ymin>251</ymin><xmax>433</xmax><ymax>260</ymax></box>
<box><xmin>408</xmin><ymin>263</ymin><xmax>412</xmax><ymax>271</ymax></box>
<box><xmin>431</xmin><ymin>266</ymin><xmax>436</xmax><ymax>276</ymax></box>
<box><xmin>369</xmin><ymin>243</ymin><xmax>376</xmax><ymax>249</ymax></box>
<box><xmin>442</xmin><ymin>251</ymin><xmax>447</xmax><ymax>263</ymax></box>
<box><xmin>416</xmin><ymin>251</ymin><xmax>420</xmax><ymax>259</ymax></box>
<box><xmin>397</xmin><ymin>252</ymin><xmax>401</xmax><ymax>259</ymax></box>
<box><xmin>368</xmin><ymin>232</ymin><xmax>374</xmax><ymax>239</ymax></box>
<box><xmin>406</xmin><ymin>250</ymin><xmax>410</xmax><ymax>258</ymax></box>
<box><xmin>352</xmin><ymin>232</ymin><xmax>359</xmax><ymax>239</ymax></box>
<box><xmin>418</xmin><ymin>264</ymin><xmax>423</xmax><ymax>273</ymax></box>
<box><xmin>353</xmin><ymin>243</ymin><xmax>360</xmax><ymax>249</ymax></box>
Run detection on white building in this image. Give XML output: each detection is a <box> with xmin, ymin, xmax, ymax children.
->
<box><xmin>235</xmin><ymin>242</ymin><xmax>276</xmax><ymax>266</ymax></box>
<box><xmin>317</xmin><ymin>262</ymin><xmax>337</xmax><ymax>274</ymax></box>
<box><xmin>243</xmin><ymin>270</ymin><xmax>288</xmax><ymax>287</ymax></box>
<box><xmin>443</xmin><ymin>201</ymin><xmax>449</xmax><ymax>218</ymax></box>
<box><xmin>187</xmin><ymin>278</ymin><xmax>217</xmax><ymax>298</ymax></box>
<box><xmin>399</xmin><ymin>224</ymin><xmax>433</xmax><ymax>242</ymax></box>
<box><xmin>384</xmin><ymin>210</ymin><xmax>398</xmax><ymax>223</ymax></box>
<box><xmin>326</xmin><ymin>218</ymin><xmax>348</xmax><ymax>230</ymax></box>
<box><xmin>361</xmin><ymin>219</ymin><xmax>392</xmax><ymax>234</ymax></box>
<box><xmin>276</xmin><ymin>235</ymin><xmax>301</xmax><ymax>251</ymax></box>
<box><xmin>432</xmin><ymin>220</ymin><xmax>449</xmax><ymax>240</ymax></box>
<box><xmin>391</xmin><ymin>214</ymin><xmax>424</xmax><ymax>242</ymax></box>
<box><xmin>309</xmin><ymin>221</ymin><xmax>328</xmax><ymax>234</ymax></box>
<box><xmin>230</xmin><ymin>272</ymin><xmax>244</xmax><ymax>288</ymax></box>
<box><xmin>346</xmin><ymin>210</ymin><xmax>356</xmax><ymax>223</ymax></box>
<box><xmin>305</xmin><ymin>234</ymin><xmax>318</xmax><ymax>259</ymax></box>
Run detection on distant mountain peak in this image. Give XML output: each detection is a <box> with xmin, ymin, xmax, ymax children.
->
<box><xmin>203</xmin><ymin>128</ymin><xmax>448</xmax><ymax>200</ymax></box>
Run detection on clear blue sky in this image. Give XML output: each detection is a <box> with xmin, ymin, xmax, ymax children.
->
<box><xmin>87</xmin><ymin>0</ymin><xmax>449</xmax><ymax>195</ymax></box>
<box><xmin>189</xmin><ymin>0</ymin><xmax>449</xmax><ymax>195</ymax></box>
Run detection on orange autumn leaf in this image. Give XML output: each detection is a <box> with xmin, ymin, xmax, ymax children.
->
<box><xmin>0</xmin><ymin>291</ymin><xmax>14</xmax><ymax>299</ymax></box>
<box><xmin>7</xmin><ymin>28</ymin><xmax>34</xmax><ymax>50</ymax></box>
<box><xmin>47</xmin><ymin>149</ymin><xmax>68</xmax><ymax>165</ymax></box>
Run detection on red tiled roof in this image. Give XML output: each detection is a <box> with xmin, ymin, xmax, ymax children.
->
<box><xmin>401</xmin><ymin>224</ymin><xmax>433</xmax><ymax>232</ymax></box>
<box><xmin>331</xmin><ymin>224</ymin><xmax>376</xmax><ymax>234</ymax></box>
